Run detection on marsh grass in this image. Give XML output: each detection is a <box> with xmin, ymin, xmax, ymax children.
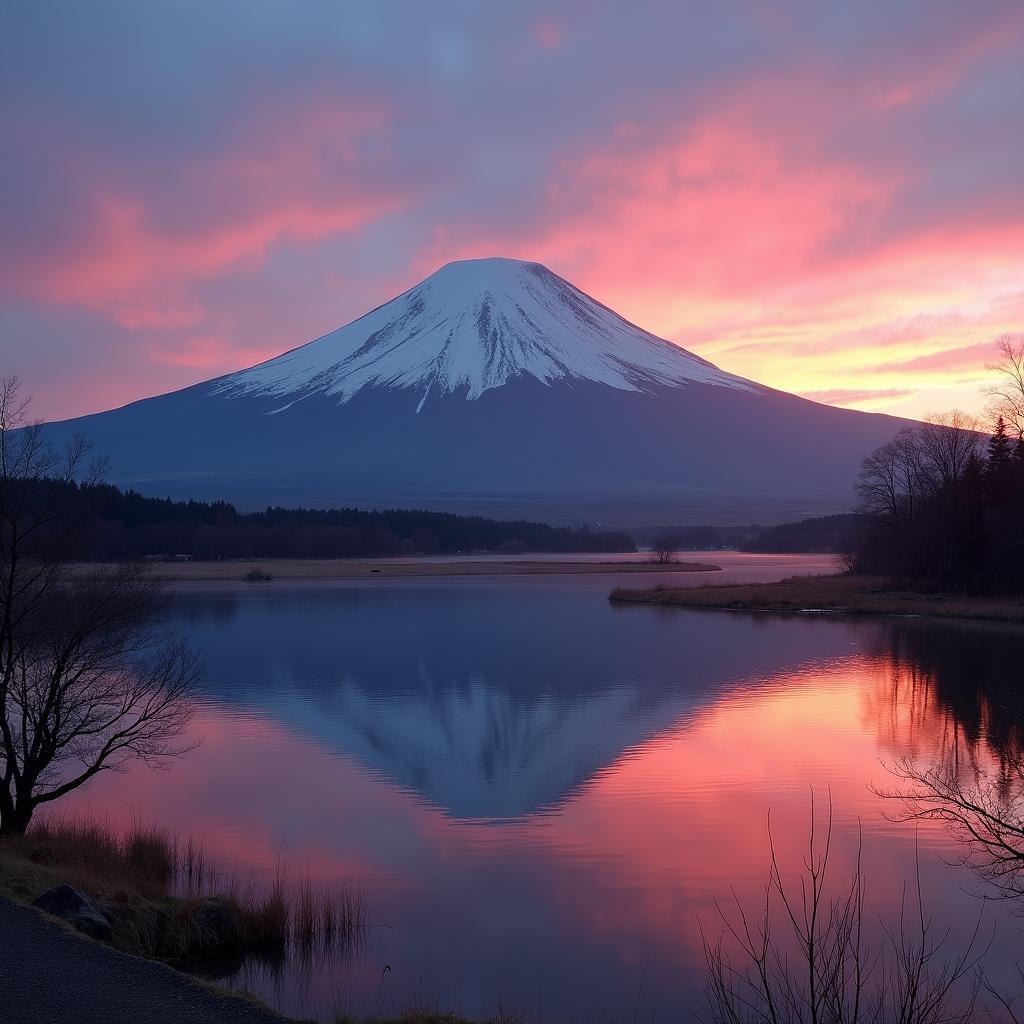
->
<box><xmin>0</xmin><ymin>812</ymin><xmax>366</xmax><ymax>966</ymax></box>
<box><xmin>610</xmin><ymin>574</ymin><xmax>1024</xmax><ymax>623</ymax></box>
<box><xmin>333</xmin><ymin>1007</ymin><xmax>523</xmax><ymax>1024</ymax></box>
<box><xmin>9</xmin><ymin>812</ymin><xmax>176</xmax><ymax>899</ymax></box>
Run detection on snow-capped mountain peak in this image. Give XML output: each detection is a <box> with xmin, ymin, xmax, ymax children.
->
<box><xmin>212</xmin><ymin>257</ymin><xmax>752</xmax><ymax>411</ymax></box>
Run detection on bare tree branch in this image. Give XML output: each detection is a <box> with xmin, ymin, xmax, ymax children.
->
<box><xmin>0</xmin><ymin>376</ymin><xmax>199</xmax><ymax>835</ymax></box>
<box><xmin>700</xmin><ymin>794</ymin><xmax>991</xmax><ymax>1024</ymax></box>
<box><xmin>985</xmin><ymin>335</ymin><xmax>1024</xmax><ymax>441</ymax></box>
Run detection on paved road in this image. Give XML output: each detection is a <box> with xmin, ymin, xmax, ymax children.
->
<box><xmin>0</xmin><ymin>897</ymin><xmax>294</xmax><ymax>1024</ymax></box>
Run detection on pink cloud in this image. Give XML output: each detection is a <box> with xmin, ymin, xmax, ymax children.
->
<box><xmin>801</xmin><ymin>388</ymin><xmax>917</xmax><ymax>409</ymax></box>
<box><xmin>418</xmin><ymin>97</ymin><xmax>895</xmax><ymax>298</ymax></box>
<box><xmin>5</xmin><ymin>6</ymin><xmax>1022</xmax><ymax>425</ymax></box>
<box><xmin>531</xmin><ymin>17</ymin><xmax>564</xmax><ymax>51</ymax></box>
<box><xmin>6</xmin><ymin>102</ymin><xmax>409</xmax><ymax>317</ymax></box>
<box><xmin>149</xmin><ymin>335</ymin><xmax>279</xmax><ymax>372</ymax></box>
<box><xmin>412</xmin><ymin>56</ymin><xmax>1023</xmax><ymax>422</ymax></box>
<box><xmin>876</xmin><ymin>341</ymin><xmax>1004</xmax><ymax>374</ymax></box>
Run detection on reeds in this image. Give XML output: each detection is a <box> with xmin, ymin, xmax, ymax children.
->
<box><xmin>292</xmin><ymin>869</ymin><xmax>366</xmax><ymax>955</ymax></box>
<box><xmin>23</xmin><ymin>812</ymin><xmax>177</xmax><ymax>898</ymax></box>
<box><xmin>7</xmin><ymin>812</ymin><xmax>365</xmax><ymax>963</ymax></box>
<box><xmin>230</xmin><ymin>862</ymin><xmax>366</xmax><ymax>956</ymax></box>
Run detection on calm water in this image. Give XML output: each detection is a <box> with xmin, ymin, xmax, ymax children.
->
<box><xmin>62</xmin><ymin>555</ymin><xmax>1024</xmax><ymax>1020</ymax></box>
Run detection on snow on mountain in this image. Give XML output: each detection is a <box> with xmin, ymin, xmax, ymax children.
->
<box><xmin>35</xmin><ymin>255</ymin><xmax>910</xmax><ymax>523</ymax></box>
<box><xmin>211</xmin><ymin>257</ymin><xmax>752</xmax><ymax>412</ymax></box>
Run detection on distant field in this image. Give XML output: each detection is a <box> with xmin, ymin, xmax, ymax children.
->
<box><xmin>609</xmin><ymin>574</ymin><xmax>1024</xmax><ymax>623</ymax></box>
<box><xmin>73</xmin><ymin>557</ymin><xmax>722</xmax><ymax>582</ymax></box>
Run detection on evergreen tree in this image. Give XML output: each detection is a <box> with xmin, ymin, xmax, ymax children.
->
<box><xmin>955</xmin><ymin>451</ymin><xmax>987</xmax><ymax>590</ymax></box>
<box><xmin>985</xmin><ymin>417</ymin><xmax>1014</xmax><ymax>507</ymax></box>
<box><xmin>987</xmin><ymin>416</ymin><xmax>1013</xmax><ymax>480</ymax></box>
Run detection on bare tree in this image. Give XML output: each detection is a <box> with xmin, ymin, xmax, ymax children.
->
<box><xmin>857</xmin><ymin>415</ymin><xmax>983</xmax><ymax>526</ymax></box>
<box><xmin>917</xmin><ymin>411</ymin><xmax>984</xmax><ymax>490</ymax></box>
<box><xmin>651</xmin><ymin>533</ymin><xmax>680</xmax><ymax>564</ymax></box>
<box><xmin>0</xmin><ymin>376</ymin><xmax>199</xmax><ymax>835</ymax></box>
<box><xmin>701</xmin><ymin>795</ymin><xmax>988</xmax><ymax>1024</ymax></box>
<box><xmin>856</xmin><ymin>428</ymin><xmax>928</xmax><ymax>526</ymax></box>
<box><xmin>879</xmin><ymin>737</ymin><xmax>1024</xmax><ymax>1021</ymax></box>
<box><xmin>986</xmin><ymin>334</ymin><xmax>1024</xmax><ymax>441</ymax></box>
<box><xmin>882</xmin><ymin>735</ymin><xmax>1024</xmax><ymax>905</ymax></box>
<box><xmin>852</xmin><ymin>414</ymin><xmax>987</xmax><ymax>587</ymax></box>
<box><xmin>984</xmin><ymin>963</ymin><xmax>1024</xmax><ymax>1024</ymax></box>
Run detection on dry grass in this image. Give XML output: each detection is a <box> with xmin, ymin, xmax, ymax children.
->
<box><xmin>609</xmin><ymin>573</ymin><xmax>1024</xmax><ymax>623</ymax></box>
<box><xmin>0</xmin><ymin>813</ymin><xmax>366</xmax><ymax>965</ymax></box>
<box><xmin>70</xmin><ymin>557</ymin><xmax>721</xmax><ymax>581</ymax></box>
<box><xmin>1</xmin><ymin>812</ymin><xmax>176</xmax><ymax>901</ymax></box>
<box><xmin>335</xmin><ymin>1012</ymin><xmax>520</xmax><ymax>1024</ymax></box>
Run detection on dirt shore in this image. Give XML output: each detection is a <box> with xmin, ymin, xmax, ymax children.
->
<box><xmin>609</xmin><ymin>574</ymin><xmax>1024</xmax><ymax>623</ymax></box>
<box><xmin>74</xmin><ymin>557</ymin><xmax>722</xmax><ymax>582</ymax></box>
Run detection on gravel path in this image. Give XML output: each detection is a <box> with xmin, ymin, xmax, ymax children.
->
<box><xmin>0</xmin><ymin>897</ymin><xmax>294</xmax><ymax>1024</ymax></box>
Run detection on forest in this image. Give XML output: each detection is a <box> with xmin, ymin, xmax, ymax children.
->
<box><xmin>39</xmin><ymin>481</ymin><xmax>636</xmax><ymax>560</ymax></box>
<box><xmin>847</xmin><ymin>337</ymin><xmax>1024</xmax><ymax>594</ymax></box>
<box><xmin>740</xmin><ymin>514</ymin><xmax>861</xmax><ymax>554</ymax></box>
<box><xmin>850</xmin><ymin>413</ymin><xmax>1024</xmax><ymax>593</ymax></box>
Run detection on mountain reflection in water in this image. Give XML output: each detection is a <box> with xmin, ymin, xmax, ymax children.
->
<box><xmin>60</xmin><ymin>577</ymin><xmax>1024</xmax><ymax>1021</ymax></box>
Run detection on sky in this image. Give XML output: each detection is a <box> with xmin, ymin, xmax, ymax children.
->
<box><xmin>2</xmin><ymin>1</ymin><xmax>1022</xmax><ymax>423</ymax></box>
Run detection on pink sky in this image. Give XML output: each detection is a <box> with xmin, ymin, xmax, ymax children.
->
<box><xmin>2</xmin><ymin>3</ymin><xmax>1022</xmax><ymax>422</ymax></box>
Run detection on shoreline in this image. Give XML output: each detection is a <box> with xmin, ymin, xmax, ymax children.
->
<box><xmin>608</xmin><ymin>574</ymin><xmax>1024</xmax><ymax>624</ymax></box>
<box><xmin>72</xmin><ymin>557</ymin><xmax>722</xmax><ymax>582</ymax></box>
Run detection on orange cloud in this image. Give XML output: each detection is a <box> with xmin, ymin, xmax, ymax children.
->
<box><xmin>801</xmin><ymin>388</ymin><xmax>916</xmax><ymax>410</ymax></box>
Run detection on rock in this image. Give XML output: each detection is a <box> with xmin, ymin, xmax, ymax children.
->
<box><xmin>190</xmin><ymin>897</ymin><xmax>239</xmax><ymax>940</ymax></box>
<box><xmin>32</xmin><ymin>884</ymin><xmax>113</xmax><ymax>942</ymax></box>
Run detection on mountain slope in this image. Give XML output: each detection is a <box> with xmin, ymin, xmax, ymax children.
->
<box><xmin>212</xmin><ymin>257</ymin><xmax>751</xmax><ymax>411</ymax></box>
<box><xmin>39</xmin><ymin>258</ymin><xmax>907</xmax><ymax>524</ymax></box>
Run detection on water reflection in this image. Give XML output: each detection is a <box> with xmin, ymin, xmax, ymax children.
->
<box><xmin>180</xmin><ymin>583</ymin><xmax>882</xmax><ymax>819</ymax></box>
<box><xmin>867</xmin><ymin>620</ymin><xmax>1024</xmax><ymax>913</ymax></box>
<box><xmin>61</xmin><ymin>578</ymin><xmax>1024</xmax><ymax>1020</ymax></box>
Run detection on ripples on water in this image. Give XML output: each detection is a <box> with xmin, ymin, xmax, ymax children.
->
<box><xmin>62</xmin><ymin>556</ymin><xmax>1024</xmax><ymax>1021</ymax></box>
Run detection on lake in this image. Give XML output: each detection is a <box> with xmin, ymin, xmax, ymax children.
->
<box><xmin>61</xmin><ymin>554</ymin><xmax>1024</xmax><ymax>1021</ymax></box>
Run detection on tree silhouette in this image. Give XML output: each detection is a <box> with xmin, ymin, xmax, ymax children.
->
<box><xmin>0</xmin><ymin>377</ymin><xmax>199</xmax><ymax>835</ymax></box>
<box><xmin>651</xmin><ymin>533</ymin><xmax>680</xmax><ymax>564</ymax></box>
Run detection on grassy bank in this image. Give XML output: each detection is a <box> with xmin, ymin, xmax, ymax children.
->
<box><xmin>0</xmin><ymin>815</ymin><xmax>364</xmax><ymax>967</ymax></box>
<box><xmin>609</xmin><ymin>573</ymin><xmax>1024</xmax><ymax>623</ymax></box>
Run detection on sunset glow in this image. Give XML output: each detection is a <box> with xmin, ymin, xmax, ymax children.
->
<box><xmin>3</xmin><ymin>3</ymin><xmax>1022</xmax><ymax>421</ymax></box>
<box><xmin>57</xmin><ymin>640</ymin><xmax>1007</xmax><ymax>1018</ymax></box>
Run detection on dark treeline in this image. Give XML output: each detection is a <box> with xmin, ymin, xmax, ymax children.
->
<box><xmin>632</xmin><ymin>524</ymin><xmax>762</xmax><ymax>550</ymax></box>
<box><xmin>740</xmin><ymin>513</ymin><xmax>861</xmax><ymax>553</ymax></box>
<box><xmin>35</xmin><ymin>481</ymin><xmax>636</xmax><ymax>559</ymax></box>
<box><xmin>850</xmin><ymin>413</ymin><xmax>1024</xmax><ymax>594</ymax></box>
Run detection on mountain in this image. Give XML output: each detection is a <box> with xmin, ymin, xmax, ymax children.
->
<box><xmin>41</xmin><ymin>257</ymin><xmax>907</xmax><ymax>524</ymax></box>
